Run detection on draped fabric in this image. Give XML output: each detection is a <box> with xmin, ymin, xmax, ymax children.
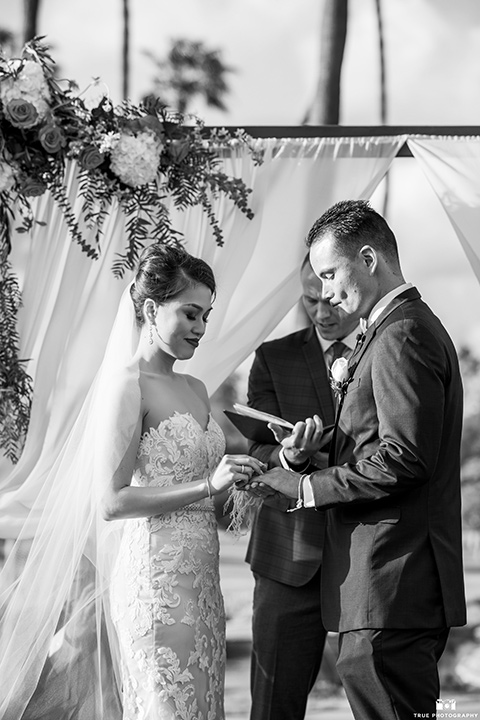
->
<box><xmin>0</xmin><ymin>136</ymin><xmax>403</xmax><ymax>536</ymax></box>
<box><xmin>180</xmin><ymin>136</ymin><xmax>406</xmax><ymax>389</ymax></box>
<box><xmin>407</xmin><ymin>136</ymin><xmax>480</xmax><ymax>284</ymax></box>
<box><xmin>0</xmin><ymin>284</ymin><xmax>140</xmax><ymax>719</ymax></box>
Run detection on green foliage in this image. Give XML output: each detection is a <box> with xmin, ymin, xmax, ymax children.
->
<box><xmin>0</xmin><ymin>203</ymin><xmax>32</xmax><ymax>463</ymax></box>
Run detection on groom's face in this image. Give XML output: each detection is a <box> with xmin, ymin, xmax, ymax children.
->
<box><xmin>309</xmin><ymin>231</ymin><xmax>375</xmax><ymax>321</ymax></box>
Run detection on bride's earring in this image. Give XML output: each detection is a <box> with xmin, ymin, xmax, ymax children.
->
<box><xmin>148</xmin><ymin>322</ymin><xmax>154</xmax><ymax>345</ymax></box>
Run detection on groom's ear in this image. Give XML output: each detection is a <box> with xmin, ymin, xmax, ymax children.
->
<box><xmin>359</xmin><ymin>245</ymin><xmax>377</xmax><ymax>274</ymax></box>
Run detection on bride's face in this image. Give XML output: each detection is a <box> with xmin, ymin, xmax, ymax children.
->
<box><xmin>151</xmin><ymin>283</ymin><xmax>213</xmax><ymax>360</ymax></box>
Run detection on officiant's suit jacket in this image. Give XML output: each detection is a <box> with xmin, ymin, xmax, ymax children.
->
<box><xmin>311</xmin><ymin>287</ymin><xmax>466</xmax><ymax>631</ymax></box>
<box><xmin>246</xmin><ymin>325</ymin><xmax>336</xmax><ymax>586</ymax></box>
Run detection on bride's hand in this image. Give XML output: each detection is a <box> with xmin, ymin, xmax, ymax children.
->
<box><xmin>210</xmin><ymin>455</ymin><xmax>265</xmax><ymax>495</ymax></box>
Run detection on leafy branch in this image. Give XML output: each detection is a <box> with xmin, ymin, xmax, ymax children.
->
<box><xmin>0</xmin><ymin>200</ymin><xmax>33</xmax><ymax>463</ymax></box>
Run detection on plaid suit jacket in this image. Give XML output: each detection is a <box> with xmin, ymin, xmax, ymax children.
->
<box><xmin>245</xmin><ymin>326</ymin><xmax>336</xmax><ymax>586</ymax></box>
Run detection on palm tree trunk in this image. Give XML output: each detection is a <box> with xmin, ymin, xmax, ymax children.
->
<box><xmin>374</xmin><ymin>0</ymin><xmax>390</xmax><ymax>216</ymax></box>
<box><xmin>375</xmin><ymin>0</ymin><xmax>387</xmax><ymax>126</ymax></box>
<box><xmin>304</xmin><ymin>0</ymin><xmax>348</xmax><ymax>125</ymax></box>
<box><xmin>122</xmin><ymin>0</ymin><xmax>130</xmax><ymax>100</ymax></box>
<box><xmin>23</xmin><ymin>0</ymin><xmax>41</xmax><ymax>43</ymax></box>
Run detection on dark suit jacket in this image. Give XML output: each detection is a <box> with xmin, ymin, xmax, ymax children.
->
<box><xmin>245</xmin><ymin>326</ymin><xmax>337</xmax><ymax>586</ymax></box>
<box><xmin>310</xmin><ymin>288</ymin><xmax>466</xmax><ymax>631</ymax></box>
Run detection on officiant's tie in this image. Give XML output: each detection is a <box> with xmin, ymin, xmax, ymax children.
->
<box><xmin>325</xmin><ymin>340</ymin><xmax>350</xmax><ymax>370</ymax></box>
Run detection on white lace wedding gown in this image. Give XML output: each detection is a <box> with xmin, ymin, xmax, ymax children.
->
<box><xmin>110</xmin><ymin>411</ymin><xmax>227</xmax><ymax>720</ymax></box>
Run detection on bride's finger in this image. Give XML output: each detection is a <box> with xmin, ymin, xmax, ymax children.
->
<box><xmin>235</xmin><ymin>457</ymin><xmax>265</xmax><ymax>474</ymax></box>
<box><xmin>247</xmin><ymin>457</ymin><xmax>266</xmax><ymax>473</ymax></box>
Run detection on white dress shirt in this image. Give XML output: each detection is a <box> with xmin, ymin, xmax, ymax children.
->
<box><xmin>368</xmin><ymin>282</ymin><xmax>413</xmax><ymax>326</ymax></box>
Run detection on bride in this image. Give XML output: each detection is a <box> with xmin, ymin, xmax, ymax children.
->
<box><xmin>0</xmin><ymin>243</ymin><xmax>263</xmax><ymax>720</ymax></box>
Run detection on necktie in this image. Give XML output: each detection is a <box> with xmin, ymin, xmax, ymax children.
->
<box><xmin>325</xmin><ymin>340</ymin><xmax>349</xmax><ymax>369</ymax></box>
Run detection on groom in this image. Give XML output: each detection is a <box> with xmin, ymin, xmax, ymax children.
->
<box><xmin>252</xmin><ymin>200</ymin><xmax>466</xmax><ymax>720</ymax></box>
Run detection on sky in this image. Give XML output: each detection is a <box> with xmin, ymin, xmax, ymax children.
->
<box><xmin>2</xmin><ymin>0</ymin><xmax>480</xmax><ymax>352</ymax></box>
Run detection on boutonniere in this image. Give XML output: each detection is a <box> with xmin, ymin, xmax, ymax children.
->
<box><xmin>351</xmin><ymin>317</ymin><xmax>368</xmax><ymax>357</ymax></box>
<box><xmin>330</xmin><ymin>357</ymin><xmax>352</xmax><ymax>402</ymax></box>
<box><xmin>356</xmin><ymin>317</ymin><xmax>368</xmax><ymax>343</ymax></box>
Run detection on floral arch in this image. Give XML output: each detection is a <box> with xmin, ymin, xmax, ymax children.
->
<box><xmin>1</xmin><ymin>40</ymin><xmax>480</xmax><ymax>535</ymax></box>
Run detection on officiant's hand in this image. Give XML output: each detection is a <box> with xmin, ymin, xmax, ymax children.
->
<box><xmin>269</xmin><ymin>414</ymin><xmax>324</xmax><ymax>466</ymax></box>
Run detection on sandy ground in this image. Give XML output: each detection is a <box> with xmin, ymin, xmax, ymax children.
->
<box><xmin>220</xmin><ymin>529</ymin><xmax>480</xmax><ymax>720</ymax></box>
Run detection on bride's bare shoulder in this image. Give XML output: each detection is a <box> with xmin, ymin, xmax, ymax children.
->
<box><xmin>183</xmin><ymin>374</ymin><xmax>209</xmax><ymax>404</ymax></box>
<box><xmin>110</xmin><ymin>362</ymin><xmax>140</xmax><ymax>388</ymax></box>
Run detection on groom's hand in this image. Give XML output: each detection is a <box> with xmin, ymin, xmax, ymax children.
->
<box><xmin>245</xmin><ymin>467</ymin><xmax>300</xmax><ymax>499</ymax></box>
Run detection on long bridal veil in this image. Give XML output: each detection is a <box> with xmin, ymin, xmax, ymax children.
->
<box><xmin>0</xmin><ymin>283</ymin><xmax>141</xmax><ymax>719</ymax></box>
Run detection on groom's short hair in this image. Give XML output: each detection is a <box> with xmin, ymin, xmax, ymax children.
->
<box><xmin>306</xmin><ymin>199</ymin><xmax>400</xmax><ymax>266</ymax></box>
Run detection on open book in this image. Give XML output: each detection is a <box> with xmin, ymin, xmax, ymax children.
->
<box><xmin>231</xmin><ymin>403</ymin><xmax>294</xmax><ymax>429</ymax></box>
<box><xmin>223</xmin><ymin>403</ymin><xmax>333</xmax><ymax>449</ymax></box>
<box><xmin>223</xmin><ymin>404</ymin><xmax>293</xmax><ymax>444</ymax></box>
<box><xmin>224</xmin><ymin>403</ymin><xmax>334</xmax><ymax>449</ymax></box>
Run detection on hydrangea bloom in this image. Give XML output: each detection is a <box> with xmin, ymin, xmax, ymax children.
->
<box><xmin>0</xmin><ymin>60</ymin><xmax>51</xmax><ymax>126</ymax></box>
<box><xmin>110</xmin><ymin>130</ymin><xmax>162</xmax><ymax>187</ymax></box>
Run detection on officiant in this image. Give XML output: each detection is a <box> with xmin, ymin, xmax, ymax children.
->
<box><xmin>245</xmin><ymin>253</ymin><xmax>358</xmax><ymax>720</ymax></box>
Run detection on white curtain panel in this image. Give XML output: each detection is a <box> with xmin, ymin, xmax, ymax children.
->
<box><xmin>0</xmin><ymin>136</ymin><xmax>403</xmax><ymax>535</ymax></box>
<box><xmin>407</xmin><ymin>136</ymin><xmax>480</xmax><ymax>283</ymax></box>
<box><xmin>179</xmin><ymin>136</ymin><xmax>405</xmax><ymax>385</ymax></box>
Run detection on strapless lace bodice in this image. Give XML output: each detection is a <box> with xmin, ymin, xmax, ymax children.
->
<box><xmin>133</xmin><ymin>410</ymin><xmax>225</xmax><ymax>527</ymax></box>
<box><xmin>135</xmin><ymin>411</ymin><xmax>225</xmax><ymax>487</ymax></box>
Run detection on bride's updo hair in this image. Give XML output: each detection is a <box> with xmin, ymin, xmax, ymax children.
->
<box><xmin>130</xmin><ymin>244</ymin><xmax>216</xmax><ymax>326</ymax></box>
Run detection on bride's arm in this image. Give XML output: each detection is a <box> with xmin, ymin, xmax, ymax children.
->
<box><xmin>101</xmin><ymin>441</ymin><xmax>263</xmax><ymax>520</ymax></box>
<box><xmin>100</xmin><ymin>373</ymin><xmax>264</xmax><ymax>521</ymax></box>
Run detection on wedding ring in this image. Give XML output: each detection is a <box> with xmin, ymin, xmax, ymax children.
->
<box><xmin>241</xmin><ymin>465</ymin><xmax>245</xmax><ymax>474</ymax></box>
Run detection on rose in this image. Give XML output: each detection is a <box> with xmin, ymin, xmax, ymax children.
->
<box><xmin>1</xmin><ymin>60</ymin><xmax>51</xmax><ymax>126</ymax></box>
<box><xmin>18</xmin><ymin>175</ymin><xmax>47</xmax><ymax>197</ymax></box>
<box><xmin>39</xmin><ymin>124</ymin><xmax>66</xmax><ymax>154</ymax></box>
<box><xmin>78</xmin><ymin>144</ymin><xmax>105</xmax><ymax>171</ymax></box>
<box><xmin>3</xmin><ymin>98</ymin><xmax>39</xmax><ymax>128</ymax></box>
<box><xmin>331</xmin><ymin>357</ymin><xmax>350</xmax><ymax>385</ymax></box>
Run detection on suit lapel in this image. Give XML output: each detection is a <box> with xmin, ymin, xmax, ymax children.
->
<box><xmin>348</xmin><ymin>287</ymin><xmax>421</xmax><ymax>374</ymax></box>
<box><xmin>302</xmin><ymin>326</ymin><xmax>336</xmax><ymax>425</ymax></box>
<box><xmin>330</xmin><ymin>287</ymin><xmax>421</xmax><ymax>464</ymax></box>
